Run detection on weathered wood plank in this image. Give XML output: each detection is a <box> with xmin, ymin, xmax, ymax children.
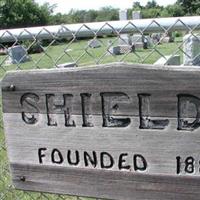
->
<box><xmin>3</xmin><ymin>63</ymin><xmax>200</xmax><ymax>199</ymax></box>
<box><xmin>4</xmin><ymin>114</ymin><xmax>198</xmax><ymax>175</ymax></box>
<box><xmin>2</xmin><ymin>63</ymin><xmax>200</xmax><ymax>117</ymax></box>
<box><xmin>11</xmin><ymin>163</ymin><xmax>200</xmax><ymax>200</ymax></box>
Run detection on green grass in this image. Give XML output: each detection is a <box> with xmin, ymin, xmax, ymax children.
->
<box><xmin>0</xmin><ymin>36</ymin><xmax>183</xmax><ymax>78</ymax></box>
<box><xmin>0</xmin><ymin>36</ymin><xmax>183</xmax><ymax>199</ymax></box>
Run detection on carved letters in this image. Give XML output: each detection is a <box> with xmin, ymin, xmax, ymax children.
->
<box><xmin>20</xmin><ymin>92</ymin><xmax>200</xmax><ymax>131</ymax></box>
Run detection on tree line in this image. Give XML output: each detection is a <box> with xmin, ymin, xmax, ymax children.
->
<box><xmin>0</xmin><ymin>0</ymin><xmax>199</xmax><ymax>29</ymax></box>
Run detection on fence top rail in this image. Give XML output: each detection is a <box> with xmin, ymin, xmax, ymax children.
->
<box><xmin>0</xmin><ymin>16</ymin><xmax>200</xmax><ymax>43</ymax></box>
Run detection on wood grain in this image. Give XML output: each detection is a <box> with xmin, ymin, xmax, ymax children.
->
<box><xmin>3</xmin><ymin>62</ymin><xmax>200</xmax><ymax>200</ymax></box>
<box><xmin>2</xmin><ymin>63</ymin><xmax>200</xmax><ymax>117</ymax></box>
<box><xmin>11</xmin><ymin>163</ymin><xmax>200</xmax><ymax>200</ymax></box>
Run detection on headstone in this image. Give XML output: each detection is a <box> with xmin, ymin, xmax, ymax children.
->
<box><xmin>131</xmin><ymin>34</ymin><xmax>143</xmax><ymax>49</ymax></box>
<box><xmin>161</xmin><ymin>32</ymin><xmax>174</xmax><ymax>43</ymax></box>
<box><xmin>183</xmin><ymin>34</ymin><xmax>200</xmax><ymax>66</ymax></box>
<box><xmin>118</xmin><ymin>34</ymin><xmax>131</xmax><ymax>46</ymax></box>
<box><xmin>0</xmin><ymin>48</ymin><xmax>6</xmax><ymax>55</ymax></box>
<box><xmin>145</xmin><ymin>35</ymin><xmax>153</xmax><ymax>47</ymax></box>
<box><xmin>131</xmin><ymin>35</ymin><xmax>152</xmax><ymax>49</ymax></box>
<box><xmin>56</xmin><ymin>62</ymin><xmax>77</xmax><ymax>68</ymax></box>
<box><xmin>154</xmin><ymin>55</ymin><xmax>180</xmax><ymax>65</ymax></box>
<box><xmin>132</xmin><ymin>11</ymin><xmax>141</xmax><ymax>19</ymax></box>
<box><xmin>161</xmin><ymin>36</ymin><xmax>171</xmax><ymax>43</ymax></box>
<box><xmin>7</xmin><ymin>45</ymin><xmax>30</xmax><ymax>64</ymax></box>
<box><xmin>151</xmin><ymin>33</ymin><xmax>161</xmax><ymax>44</ymax></box>
<box><xmin>88</xmin><ymin>39</ymin><xmax>101</xmax><ymax>48</ymax></box>
<box><xmin>109</xmin><ymin>45</ymin><xmax>134</xmax><ymax>55</ymax></box>
<box><xmin>119</xmin><ymin>9</ymin><xmax>128</xmax><ymax>21</ymax></box>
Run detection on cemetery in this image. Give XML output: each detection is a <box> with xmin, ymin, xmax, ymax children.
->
<box><xmin>0</xmin><ymin>32</ymin><xmax>189</xmax><ymax>75</ymax></box>
<box><xmin>1</xmin><ymin>0</ymin><xmax>200</xmax><ymax>199</ymax></box>
<box><xmin>0</xmin><ymin>10</ymin><xmax>197</xmax><ymax>74</ymax></box>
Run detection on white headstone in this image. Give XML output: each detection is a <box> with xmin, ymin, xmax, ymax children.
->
<box><xmin>88</xmin><ymin>39</ymin><xmax>101</xmax><ymax>48</ymax></box>
<box><xmin>7</xmin><ymin>45</ymin><xmax>30</xmax><ymax>64</ymax></box>
<box><xmin>132</xmin><ymin>34</ymin><xmax>143</xmax><ymax>43</ymax></box>
<box><xmin>118</xmin><ymin>34</ymin><xmax>131</xmax><ymax>45</ymax></box>
<box><xmin>183</xmin><ymin>34</ymin><xmax>200</xmax><ymax>66</ymax></box>
<box><xmin>161</xmin><ymin>32</ymin><xmax>174</xmax><ymax>43</ymax></box>
<box><xmin>131</xmin><ymin>34</ymin><xmax>144</xmax><ymax>48</ymax></box>
<box><xmin>119</xmin><ymin>10</ymin><xmax>128</xmax><ymax>21</ymax></box>
<box><xmin>154</xmin><ymin>55</ymin><xmax>180</xmax><ymax>65</ymax></box>
<box><xmin>132</xmin><ymin>11</ymin><xmax>141</xmax><ymax>19</ymax></box>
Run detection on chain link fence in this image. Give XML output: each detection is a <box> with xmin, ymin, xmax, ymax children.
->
<box><xmin>1</xmin><ymin>16</ymin><xmax>200</xmax><ymax>200</ymax></box>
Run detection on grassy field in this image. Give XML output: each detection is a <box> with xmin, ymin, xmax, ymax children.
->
<box><xmin>0</xmin><ymin>36</ymin><xmax>183</xmax><ymax>78</ymax></box>
<box><xmin>0</xmin><ymin>36</ymin><xmax>183</xmax><ymax>200</ymax></box>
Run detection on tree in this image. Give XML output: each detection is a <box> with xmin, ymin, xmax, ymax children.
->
<box><xmin>131</xmin><ymin>0</ymin><xmax>164</xmax><ymax>19</ymax></box>
<box><xmin>67</xmin><ymin>9</ymin><xmax>87</xmax><ymax>23</ymax></box>
<box><xmin>161</xmin><ymin>4</ymin><xmax>184</xmax><ymax>17</ymax></box>
<box><xmin>49</xmin><ymin>7</ymin><xmax>118</xmax><ymax>25</ymax></box>
<box><xmin>141</xmin><ymin>8</ymin><xmax>162</xmax><ymax>18</ymax></box>
<box><xmin>146</xmin><ymin>0</ymin><xmax>158</xmax><ymax>9</ymax></box>
<box><xmin>95</xmin><ymin>7</ymin><xmax>118</xmax><ymax>22</ymax></box>
<box><xmin>0</xmin><ymin>0</ymin><xmax>54</xmax><ymax>29</ymax></box>
<box><xmin>177</xmin><ymin>0</ymin><xmax>200</xmax><ymax>15</ymax></box>
<box><xmin>83</xmin><ymin>10</ymin><xmax>98</xmax><ymax>22</ymax></box>
<box><xmin>132</xmin><ymin>2</ymin><xmax>143</xmax><ymax>10</ymax></box>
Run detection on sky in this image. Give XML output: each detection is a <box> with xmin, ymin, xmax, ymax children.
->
<box><xmin>35</xmin><ymin>0</ymin><xmax>177</xmax><ymax>14</ymax></box>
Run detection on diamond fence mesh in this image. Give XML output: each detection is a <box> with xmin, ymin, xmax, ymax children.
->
<box><xmin>1</xmin><ymin>16</ymin><xmax>200</xmax><ymax>200</ymax></box>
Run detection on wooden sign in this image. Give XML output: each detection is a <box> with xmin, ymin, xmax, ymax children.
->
<box><xmin>3</xmin><ymin>63</ymin><xmax>200</xmax><ymax>200</ymax></box>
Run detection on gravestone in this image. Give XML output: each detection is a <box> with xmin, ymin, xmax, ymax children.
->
<box><xmin>146</xmin><ymin>36</ymin><xmax>153</xmax><ymax>47</ymax></box>
<box><xmin>109</xmin><ymin>45</ymin><xmax>134</xmax><ymax>55</ymax></box>
<box><xmin>132</xmin><ymin>34</ymin><xmax>143</xmax><ymax>48</ymax></box>
<box><xmin>131</xmin><ymin>35</ymin><xmax>152</xmax><ymax>49</ymax></box>
<box><xmin>151</xmin><ymin>33</ymin><xmax>161</xmax><ymax>44</ymax></box>
<box><xmin>161</xmin><ymin>32</ymin><xmax>174</xmax><ymax>43</ymax></box>
<box><xmin>118</xmin><ymin>34</ymin><xmax>131</xmax><ymax>46</ymax></box>
<box><xmin>0</xmin><ymin>48</ymin><xmax>6</xmax><ymax>55</ymax></box>
<box><xmin>183</xmin><ymin>34</ymin><xmax>200</xmax><ymax>66</ymax></box>
<box><xmin>7</xmin><ymin>45</ymin><xmax>30</xmax><ymax>64</ymax></box>
<box><xmin>154</xmin><ymin>55</ymin><xmax>180</xmax><ymax>65</ymax></box>
<box><xmin>119</xmin><ymin>9</ymin><xmax>128</xmax><ymax>21</ymax></box>
<box><xmin>88</xmin><ymin>39</ymin><xmax>101</xmax><ymax>48</ymax></box>
<box><xmin>132</xmin><ymin>11</ymin><xmax>141</xmax><ymax>20</ymax></box>
<box><xmin>3</xmin><ymin>63</ymin><xmax>200</xmax><ymax>200</ymax></box>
